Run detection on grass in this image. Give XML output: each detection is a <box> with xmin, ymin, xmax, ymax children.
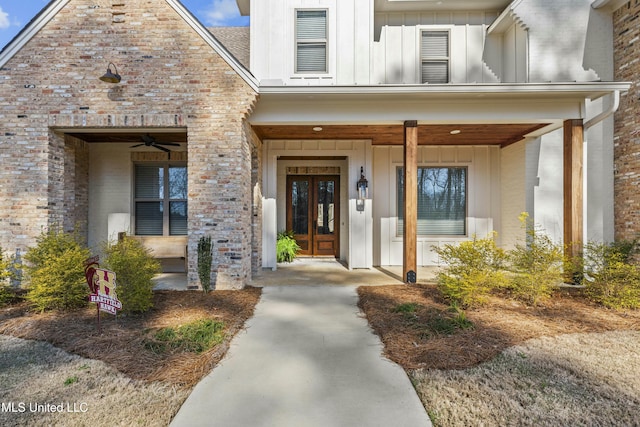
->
<box><xmin>413</xmin><ymin>331</ymin><xmax>640</xmax><ymax>426</ymax></box>
<box><xmin>0</xmin><ymin>288</ymin><xmax>261</xmax><ymax>427</ymax></box>
<box><xmin>145</xmin><ymin>319</ymin><xmax>226</xmax><ymax>354</ymax></box>
<box><xmin>2</xmin><ymin>282</ymin><xmax>640</xmax><ymax>426</ymax></box>
<box><xmin>358</xmin><ymin>283</ymin><xmax>640</xmax><ymax>426</ymax></box>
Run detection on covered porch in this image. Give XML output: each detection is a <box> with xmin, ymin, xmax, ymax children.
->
<box><xmin>251</xmin><ymin>82</ymin><xmax>628</xmax><ymax>282</ymax></box>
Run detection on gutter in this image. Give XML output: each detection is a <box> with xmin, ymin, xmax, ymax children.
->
<box><xmin>259</xmin><ymin>82</ymin><xmax>630</xmax><ymax>97</ymax></box>
<box><xmin>584</xmin><ymin>90</ymin><xmax>620</xmax><ymax>130</ymax></box>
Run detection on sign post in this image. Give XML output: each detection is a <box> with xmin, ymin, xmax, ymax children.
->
<box><xmin>84</xmin><ymin>257</ymin><xmax>122</xmax><ymax>332</ymax></box>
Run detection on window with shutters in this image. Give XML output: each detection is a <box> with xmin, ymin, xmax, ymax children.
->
<box><xmin>421</xmin><ymin>30</ymin><xmax>450</xmax><ymax>83</ymax></box>
<box><xmin>134</xmin><ymin>163</ymin><xmax>187</xmax><ymax>236</ymax></box>
<box><xmin>295</xmin><ymin>9</ymin><xmax>327</xmax><ymax>73</ymax></box>
<box><xmin>397</xmin><ymin>166</ymin><xmax>467</xmax><ymax>236</ymax></box>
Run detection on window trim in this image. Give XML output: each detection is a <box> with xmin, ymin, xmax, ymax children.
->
<box><xmin>396</xmin><ymin>165</ymin><xmax>468</xmax><ymax>237</ymax></box>
<box><xmin>294</xmin><ymin>8</ymin><xmax>328</xmax><ymax>74</ymax></box>
<box><xmin>420</xmin><ymin>29</ymin><xmax>451</xmax><ymax>84</ymax></box>
<box><xmin>133</xmin><ymin>162</ymin><xmax>188</xmax><ymax>236</ymax></box>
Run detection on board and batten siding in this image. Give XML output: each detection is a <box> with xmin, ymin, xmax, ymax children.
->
<box><xmin>250</xmin><ymin>0</ymin><xmax>373</xmax><ymax>85</ymax></box>
<box><xmin>373</xmin><ymin>145</ymin><xmax>501</xmax><ymax>267</ymax></box>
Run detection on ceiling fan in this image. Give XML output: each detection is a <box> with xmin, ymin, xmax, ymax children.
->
<box><xmin>130</xmin><ymin>134</ymin><xmax>180</xmax><ymax>153</ymax></box>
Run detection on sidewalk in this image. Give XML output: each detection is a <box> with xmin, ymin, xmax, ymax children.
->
<box><xmin>170</xmin><ymin>285</ymin><xmax>432</xmax><ymax>427</ymax></box>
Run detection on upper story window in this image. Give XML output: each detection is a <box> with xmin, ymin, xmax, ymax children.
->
<box><xmin>421</xmin><ymin>31</ymin><xmax>450</xmax><ymax>83</ymax></box>
<box><xmin>295</xmin><ymin>10</ymin><xmax>327</xmax><ymax>73</ymax></box>
<box><xmin>134</xmin><ymin>163</ymin><xmax>187</xmax><ymax>236</ymax></box>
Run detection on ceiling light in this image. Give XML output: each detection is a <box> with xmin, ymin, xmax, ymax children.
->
<box><xmin>450</xmin><ymin>129</ymin><xmax>461</xmax><ymax>135</ymax></box>
<box><xmin>313</xmin><ymin>126</ymin><xmax>323</xmax><ymax>132</ymax></box>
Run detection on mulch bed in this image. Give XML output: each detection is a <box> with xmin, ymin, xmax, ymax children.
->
<box><xmin>0</xmin><ymin>287</ymin><xmax>262</xmax><ymax>388</ymax></box>
<box><xmin>358</xmin><ymin>284</ymin><xmax>640</xmax><ymax>370</ymax></box>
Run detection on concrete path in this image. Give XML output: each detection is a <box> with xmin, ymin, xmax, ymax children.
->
<box><xmin>170</xmin><ymin>285</ymin><xmax>432</xmax><ymax>427</ymax></box>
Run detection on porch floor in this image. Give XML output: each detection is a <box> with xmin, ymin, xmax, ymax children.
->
<box><xmin>152</xmin><ymin>259</ymin><xmax>439</xmax><ymax>290</ymax></box>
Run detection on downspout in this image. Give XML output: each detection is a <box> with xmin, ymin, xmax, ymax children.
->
<box><xmin>584</xmin><ymin>90</ymin><xmax>620</xmax><ymax>130</ymax></box>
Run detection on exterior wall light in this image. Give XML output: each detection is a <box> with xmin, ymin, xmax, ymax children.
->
<box><xmin>356</xmin><ymin>166</ymin><xmax>368</xmax><ymax>212</ymax></box>
<box><xmin>99</xmin><ymin>62</ymin><xmax>121</xmax><ymax>83</ymax></box>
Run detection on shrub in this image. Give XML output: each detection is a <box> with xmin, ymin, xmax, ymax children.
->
<box><xmin>421</xmin><ymin>304</ymin><xmax>474</xmax><ymax>338</ymax></box>
<box><xmin>0</xmin><ymin>246</ymin><xmax>11</xmax><ymax>285</ymax></box>
<box><xmin>197</xmin><ymin>236</ymin><xmax>214</xmax><ymax>292</ymax></box>
<box><xmin>507</xmin><ymin>213</ymin><xmax>565</xmax><ymax>306</ymax></box>
<box><xmin>433</xmin><ymin>233</ymin><xmax>508</xmax><ymax>307</ymax></box>
<box><xmin>145</xmin><ymin>319</ymin><xmax>225</xmax><ymax>354</ymax></box>
<box><xmin>103</xmin><ymin>236</ymin><xmax>160</xmax><ymax>314</ymax></box>
<box><xmin>0</xmin><ymin>246</ymin><xmax>15</xmax><ymax>307</ymax></box>
<box><xmin>582</xmin><ymin>240</ymin><xmax>640</xmax><ymax>310</ymax></box>
<box><xmin>24</xmin><ymin>228</ymin><xmax>91</xmax><ymax>312</ymax></box>
<box><xmin>276</xmin><ymin>230</ymin><xmax>300</xmax><ymax>263</ymax></box>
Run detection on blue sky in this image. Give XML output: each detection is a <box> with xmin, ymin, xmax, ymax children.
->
<box><xmin>0</xmin><ymin>0</ymin><xmax>249</xmax><ymax>49</ymax></box>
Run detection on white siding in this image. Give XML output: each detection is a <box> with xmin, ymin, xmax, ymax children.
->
<box><xmin>510</xmin><ymin>0</ymin><xmax>603</xmax><ymax>82</ymax></box>
<box><xmin>251</xmin><ymin>0</ymin><xmax>374</xmax><ymax>85</ymax></box>
<box><xmin>373</xmin><ymin>145</ymin><xmax>501</xmax><ymax>266</ymax></box>
<box><xmin>500</xmin><ymin>141</ymin><xmax>526</xmax><ymax>250</ymax></box>
<box><xmin>262</xmin><ymin>139</ymin><xmax>373</xmax><ymax>269</ymax></box>
<box><xmin>88</xmin><ymin>144</ymin><xmax>132</xmax><ymax>251</ymax></box>
<box><xmin>372</xmin><ymin>11</ymin><xmax>501</xmax><ymax>84</ymax></box>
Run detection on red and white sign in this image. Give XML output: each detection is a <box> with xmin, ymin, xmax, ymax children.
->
<box><xmin>84</xmin><ymin>258</ymin><xmax>122</xmax><ymax>315</ymax></box>
<box><xmin>88</xmin><ymin>268</ymin><xmax>122</xmax><ymax>315</ymax></box>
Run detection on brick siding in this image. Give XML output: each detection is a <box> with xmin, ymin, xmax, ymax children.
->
<box><xmin>0</xmin><ymin>0</ymin><xmax>258</xmax><ymax>289</ymax></box>
<box><xmin>614</xmin><ymin>1</ymin><xmax>640</xmax><ymax>242</ymax></box>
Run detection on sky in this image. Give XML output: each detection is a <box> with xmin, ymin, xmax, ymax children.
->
<box><xmin>0</xmin><ymin>0</ymin><xmax>249</xmax><ymax>50</ymax></box>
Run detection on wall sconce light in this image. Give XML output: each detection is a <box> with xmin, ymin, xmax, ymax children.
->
<box><xmin>356</xmin><ymin>166</ymin><xmax>368</xmax><ymax>212</ymax></box>
<box><xmin>99</xmin><ymin>62</ymin><xmax>121</xmax><ymax>83</ymax></box>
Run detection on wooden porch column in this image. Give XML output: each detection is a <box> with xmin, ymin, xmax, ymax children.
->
<box><xmin>563</xmin><ymin>119</ymin><xmax>584</xmax><ymax>262</ymax></box>
<box><xmin>403</xmin><ymin>121</ymin><xmax>418</xmax><ymax>283</ymax></box>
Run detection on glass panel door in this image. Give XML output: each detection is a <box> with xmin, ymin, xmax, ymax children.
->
<box><xmin>286</xmin><ymin>175</ymin><xmax>339</xmax><ymax>257</ymax></box>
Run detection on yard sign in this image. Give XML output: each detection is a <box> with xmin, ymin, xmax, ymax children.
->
<box><xmin>84</xmin><ymin>256</ymin><xmax>122</xmax><ymax>316</ymax></box>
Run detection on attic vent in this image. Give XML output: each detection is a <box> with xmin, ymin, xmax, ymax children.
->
<box><xmin>112</xmin><ymin>2</ymin><xmax>125</xmax><ymax>23</ymax></box>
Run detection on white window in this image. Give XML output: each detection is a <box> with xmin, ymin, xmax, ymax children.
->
<box><xmin>421</xmin><ymin>31</ymin><xmax>450</xmax><ymax>83</ymax></box>
<box><xmin>296</xmin><ymin>10</ymin><xmax>327</xmax><ymax>73</ymax></box>
<box><xmin>397</xmin><ymin>167</ymin><xmax>467</xmax><ymax>236</ymax></box>
<box><xmin>134</xmin><ymin>163</ymin><xmax>187</xmax><ymax>236</ymax></box>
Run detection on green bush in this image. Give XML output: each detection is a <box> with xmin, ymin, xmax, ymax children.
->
<box><xmin>276</xmin><ymin>230</ymin><xmax>300</xmax><ymax>263</ymax></box>
<box><xmin>24</xmin><ymin>228</ymin><xmax>91</xmax><ymax>312</ymax></box>
<box><xmin>0</xmin><ymin>246</ymin><xmax>11</xmax><ymax>285</ymax></box>
<box><xmin>583</xmin><ymin>240</ymin><xmax>640</xmax><ymax>310</ymax></box>
<box><xmin>103</xmin><ymin>236</ymin><xmax>160</xmax><ymax>314</ymax></box>
<box><xmin>0</xmin><ymin>246</ymin><xmax>15</xmax><ymax>307</ymax></box>
<box><xmin>145</xmin><ymin>319</ymin><xmax>225</xmax><ymax>354</ymax></box>
<box><xmin>433</xmin><ymin>233</ymin><xmax>508</xmax><ymax>307</ymax></box>
<box><xmin>507</xmin><ymin>213</ymin><xmax>565</xmax><ymax>306</ymax></box>
<box><xmin>198</xmin><ymin>236</ymin><xmax>214</xmax><ymax>292</ymax></box>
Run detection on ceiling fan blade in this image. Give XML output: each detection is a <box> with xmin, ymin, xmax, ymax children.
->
<box><xmin>156</xmin><ymin>142</ymin><xmax>181</xmax><ymax>146</ymax></box>
<box><xmin>142</xmin><ymin>134</ymin><xmax>156</xmax><ymax>144</ymax></box>
<box><xmin>154</xmin><ymin>145</ymin><xmax>171</xmax><ymax>153</ymax></box>
<box><xmin>130</xmin><ymin>143</ymin><xmax>145</xmax><ymax>148</ymax></box>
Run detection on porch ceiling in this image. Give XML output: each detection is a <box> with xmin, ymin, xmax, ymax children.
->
<box><xmin>252</xmin><ymin>123</ymin><xmax>549</xmax><ymax>147</ymax></box>
<box><xmin>65</xmin><ymin>131</ymin><xmax>187</xmax><ymax>144</ymax></box>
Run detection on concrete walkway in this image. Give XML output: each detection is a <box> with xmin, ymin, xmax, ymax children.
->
<box><xmin>170</xmin><ymin>285</ymin><xmax>432</xmax><ymax>427</ymax></box>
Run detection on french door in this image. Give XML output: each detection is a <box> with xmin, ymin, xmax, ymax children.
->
<box><xmin>286</xmin><ymin>175</ymin><xmax>340</xmax><ymax>257</ymax></box>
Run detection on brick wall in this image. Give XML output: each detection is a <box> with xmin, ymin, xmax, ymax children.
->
<box><xmin>0</xmin><ymin>0</ymin><xmax>258</xmax><ymax>289</ymax></box>
<box><xmin>614</xmin><ymin>1</ymin><xmax>640</xmax><ymax>242</ymax></box>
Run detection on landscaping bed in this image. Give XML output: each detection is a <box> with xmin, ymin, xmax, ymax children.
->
<box><xmin>358</xmin><ymin>284</ymin><xmax>640</xmax><ymax>426</ymax></box>
<box><xmin>0</xmin><ymin>288</ymin><xmax>261</xmax><ymax>427</ymax></box>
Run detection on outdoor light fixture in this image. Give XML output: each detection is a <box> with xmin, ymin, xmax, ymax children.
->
<box><xmin>450</xmin><ymin>129</ymin><xmax>461</xmax><ymax>135</ymax></box>
<box><xmin>313</xmin><ymin>126</ymin><xmax>323</xmax><ymax>132</ymax></box>
<box><xmin>356</xmin><ymin>166</ymin><xmax>368</xmax><ymax>212</ymax></box>
<box><xmin>99</xmin><ymin>62</ymin><xmax>121</xmax><ymax>83</ymax></box>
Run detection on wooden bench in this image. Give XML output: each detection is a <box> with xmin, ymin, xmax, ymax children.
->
<box><xmin>130</xmin><ymin>236</ymin><xmax>188</xmax><ymax>271</ymax></box>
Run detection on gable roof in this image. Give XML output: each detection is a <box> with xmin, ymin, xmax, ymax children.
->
<box><xmin>208</xmin><ymin>27</ymin><xmax>250</xmax><ymax>69</ymax></box>
<box><xmin>0</xmin><ymin>0</ymin><xmax>258</xmax><ymax>91</ymax></box>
